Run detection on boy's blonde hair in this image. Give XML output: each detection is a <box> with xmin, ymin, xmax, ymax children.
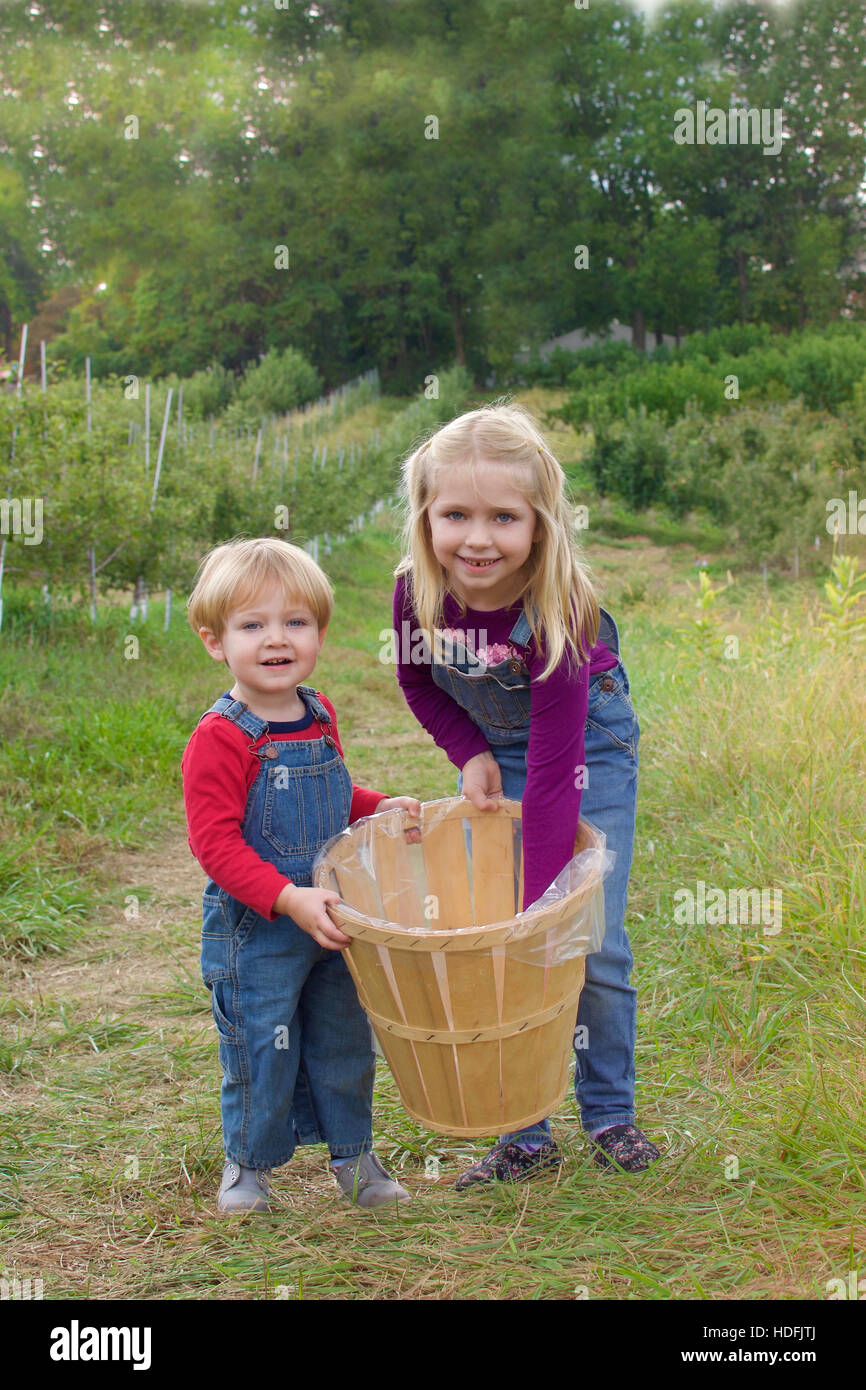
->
<box><xmin>187</xmin><ymin>536</ymin><xmax>334</xmax><ymax>638</ymax></box>
<box><xmin>395</xmin><ymin>401</ymin><xmax>600</xmax><ymax>680</ymax></box>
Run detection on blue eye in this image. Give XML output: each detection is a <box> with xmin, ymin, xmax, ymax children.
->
<box><xmin>288</xmin><ymin>618</ymin><xmax>307</xmax><ymax>627</ymax></box>
<box><xmin>496</xmin><ymin>513</ymin><xmax>515</xmax><ymax>523</ymax></box>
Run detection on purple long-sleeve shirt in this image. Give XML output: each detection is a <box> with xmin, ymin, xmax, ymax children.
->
<box><xmin>393</xmin><ymin>574</ymin><xmax>619</xmax><ymax>910</ymax></box>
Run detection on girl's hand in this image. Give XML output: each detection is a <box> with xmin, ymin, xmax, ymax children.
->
<box><xmin>376</xmin><ymin>795</ymin><xmax>422</xmax><ymax>843</ymax></box>
<box><xmin>461</xmin><ymin>751</ymin><xmax>503</xmax><ymax>811</ymax></box>
<box><xmin>274</xmin><ymin>883</ymin><xmax>351</xmax><ymax>950</ymax></box>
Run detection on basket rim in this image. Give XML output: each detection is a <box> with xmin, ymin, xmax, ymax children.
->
<box><xmin>312</xmin><ymin>796</ymin><xmax>605</xmax><ymax>950</ymax></box>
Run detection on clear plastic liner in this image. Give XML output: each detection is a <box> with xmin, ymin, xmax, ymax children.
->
<box><xmin>514</xmin><ymin>830</ymin><xmax>615</xmax><ymax>966</ymax></box>
<box><xmin>312</xmin><ymin>797</ymin><xmax>614</xmax><ymax>966</ymax></box>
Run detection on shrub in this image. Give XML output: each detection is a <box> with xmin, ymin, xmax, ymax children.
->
<box><xmin>177</xmin><ymin>362</ymin><xmax>237</xmax><ymax>419</ymax></box>
<box><xmin>584</xmin><ymin>406</ymin><xmax>670</xmax><ymax>509</ymax></box>
<box><xmin>226</xmin><ymin>347</ymin><xmax>322</xmax><ymax>426</ymax></box>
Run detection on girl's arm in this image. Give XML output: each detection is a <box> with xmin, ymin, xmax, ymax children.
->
<box><xmin>521</xmin><ymin>650</ymin><xmax>590</xmax><ymax>911</ymax></box>
<box><xmin>392</xmin><ymin>576</ymin><xmax>490</xmax><ymax>770</ymax></box>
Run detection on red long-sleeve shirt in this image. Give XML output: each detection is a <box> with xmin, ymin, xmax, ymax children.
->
<box><xmin>181</xmin><ymin>690</ymin><xmax>388</xmax><ymax>920</ymax></box>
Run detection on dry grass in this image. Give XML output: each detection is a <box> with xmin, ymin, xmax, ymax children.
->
<box><xmin>1</xmin><ymin>472</ymin><xmax>863</xmax><ymax>1302</ymax></box>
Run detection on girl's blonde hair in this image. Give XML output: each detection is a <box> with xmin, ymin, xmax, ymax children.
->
<box><xmin>395</xmin><ymin>401</ymin><xmax>599</xmax><ymax>680</ymax></box>
<box><xmin>187</xmin><ymin>536</ymin><xmax>334</xmax><ymax>638</ymax></box>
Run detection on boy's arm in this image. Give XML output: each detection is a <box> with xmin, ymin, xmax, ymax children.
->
<box><xmin>181</xmin><ymin>717</ymin><xmax>292</xmax><ymax>921</ymax></box>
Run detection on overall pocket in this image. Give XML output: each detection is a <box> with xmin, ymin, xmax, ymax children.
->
<box><xmin>260</xmin><ymin>756</ymin><xmax>352</xmax><ymax>857</ymax></box>
<box><xmin>586</xmin><ymin>664</ymin><xmax>639</xmax><ymax>757</ymax></box>
<box><xmin>435</xmin><ymin>664</ymin><xmax>531</xmax><ymax>732</ymax></box>
<box><xmin>201</xmin><ymin>895</ymin><xmax>257</xmax><ymax>985</ymax></box>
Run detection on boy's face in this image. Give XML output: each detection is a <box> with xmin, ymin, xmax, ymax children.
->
<box><xmin>199</xmin><ymin>579</ymin><xmax>326</xmax><ymax>714</ymax></box>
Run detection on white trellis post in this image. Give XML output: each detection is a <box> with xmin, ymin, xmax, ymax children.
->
<box><xmin>89</xmin><ymin>546</ymin><xmax>97</xmax><ymax>623</ymax></box>
<box><xmin>151</xmin><ymin>387</ymin><xmax>173</xmax><ymax>508</ymax></box>
<box><xmin>144</xmin><ymin>383</ymin><xmax>151</xmax><ymax>475</ymax></box>
<box><xmin>16</xmin><ymin>323</ymin><xmax>27</xmax><ymax>396</ymax></box>
<box><xmin>40</xmin><ymin>338</ymin><xmax>47</xmax><ymax>443</ymax></box>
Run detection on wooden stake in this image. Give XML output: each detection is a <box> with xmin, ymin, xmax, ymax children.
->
<box><xmin>16</xmin><ymin>323</ymin><xmax>27</xmax><ymax>396</ymax></box>
<box><xmin>151</xmin><ymin>387</ymin><xmax>173</xmax><ymax>508</ymax></box>
<box><xmin>144</xmin><ymin>383</ymin><xmax>151</xmax><ymax>475</ymax></box>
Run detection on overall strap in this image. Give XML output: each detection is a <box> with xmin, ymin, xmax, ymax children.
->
<box><xmin>199</xmin><ymin>695</ymin><xmax>269</xmax><ymax>741</ymax></box>
<box><xmin>597</xmin><ymin>606</ymin><xmax>619</xmax><ymax>656</ymax></box>
<box><xmin>508</xmin><ymin>608</ymin><xmax>535</xmax><ymax>648</ymax></box>
<box><xmin>295</xmin><ymin>684</ymin><xmax>332</xmax><ymax>724</ymax></box>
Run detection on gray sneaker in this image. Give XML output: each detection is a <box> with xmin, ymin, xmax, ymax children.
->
<box><xmin>217</xmin><ymin>1160</ymin><xmax>272</xmax><ymax>1213</ymax></box>
<box><xmin>333</xmin><ymin>1151</ymin><xmax>411</xmax><ymax>1209</ymax></box>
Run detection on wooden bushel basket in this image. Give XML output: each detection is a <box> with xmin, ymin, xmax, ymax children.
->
<box><xmin>313</xmin><ymin>797</ymin><xmax>606</xmax><ymax>1137</ymax></box>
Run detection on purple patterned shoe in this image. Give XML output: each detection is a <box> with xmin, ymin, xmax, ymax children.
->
<box><xmin>455</xmin><ymin>1139</ymin><xmax>563</xmax><ymax>1191</ymax></box>
<box><xmin>591</xmin><ymin>1124</ymin><xmax>660</xmax><ymax>1172</ymax></box>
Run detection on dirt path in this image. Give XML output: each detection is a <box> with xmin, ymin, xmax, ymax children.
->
<box><xmin>2</xmin><ymin>835</ymin><xmax>208</xmax><ymax>1015</ymax></box>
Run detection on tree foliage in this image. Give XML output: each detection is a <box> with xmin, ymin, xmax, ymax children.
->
<box><xmin>0</xmin><ymin>0</ymin><xmax>862</xmax><ymax>387</ymax></box>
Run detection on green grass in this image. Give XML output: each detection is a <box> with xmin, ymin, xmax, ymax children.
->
<box><xmin>0</xmin><ymin>389</ymin><xmax>863</xmax><ymax>1299</ymax></box>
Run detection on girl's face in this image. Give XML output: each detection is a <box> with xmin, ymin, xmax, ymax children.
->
<box><xmin>426</xmin><ymin>461</ymin><xmax>536</xmax><ymax>610</ymax></box>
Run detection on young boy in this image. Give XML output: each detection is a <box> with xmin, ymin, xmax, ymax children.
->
<box><xmin>182</xmin><ymin>537</ymin><xmax>420</xmax><ymax>1213</ymax></box>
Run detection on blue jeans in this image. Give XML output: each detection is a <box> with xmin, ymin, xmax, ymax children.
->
<box><xmin>199</xmin><ymin>690</ymin><xmax>376</xmax><ymax>1169</ymax></box>
<box><xmin>448</xmin><ymin>613</ymin><xmax>640</xmax><ymax>1139</ymax></box>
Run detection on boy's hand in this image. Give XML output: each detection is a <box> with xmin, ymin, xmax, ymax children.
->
<box><xmin>376</xmin><ymin>796</ymin><xmax>422</xmax><ymax>843</ymax></box>
<box><xmin>461</xmin><ymin>751</ymin><xmax>503</xmax><ymax>812</ymax></box>
<box><xmin>274</xmin><ymin>883</ymin><xmax>351</xmax><ymax>950</ymax></box>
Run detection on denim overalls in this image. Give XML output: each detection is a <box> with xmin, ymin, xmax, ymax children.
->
<box><xmin>434</xmin><ymin>607</ymin><xmax>639</xmax><ymax>1140</ymax></box>
<box><xmin>198</xmin><ymin>686</ymin><xmax>375</xmax><ymax>1169</ymax></box>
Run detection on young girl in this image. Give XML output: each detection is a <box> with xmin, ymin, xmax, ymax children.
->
<box><xmin>392</xmin><ymin>403</ymin><xmax>660</xmax><ymax>1188</ymax></box>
